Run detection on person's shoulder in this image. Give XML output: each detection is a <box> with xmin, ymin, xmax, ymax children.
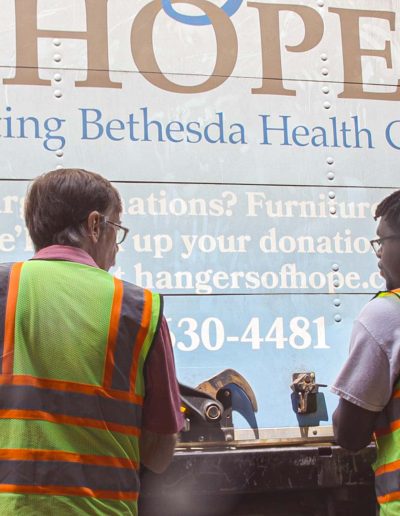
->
<box><xmin>357</xmin><ymin>294</ymin><xmax>400</xmax><ymax>342</ymax></box>
<box><xmin>121</xmin><ymin>280</ymin><xmax>162</xmax><ymax>304</ymax></box>
<box><xmin>121</xmin><ymin>278</ymin><xmax>143</xmax><ymax>290</ymax></box>
<box><xmin>359</xmin><ymin>293</ymin><xmax>400</xmax><ymax>318</ymax></box>
<box><xmin>121</xmin><ymin>279</ymin><xmax>154</xmax><ymax>295</ymax></box>
<box><xmin>0</xmin><ymin>262</ymin><xmax>18</xmax><ymax>276</ymax></box>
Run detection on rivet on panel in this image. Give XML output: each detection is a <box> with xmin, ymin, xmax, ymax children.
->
<box><xmin>323</xmin><ymin>101</ymin><xmax>331</xmax><ymax>109</ymax></box>
<box><xmin>326</xmin><ymin>157</ymin><xmax>334</xmax><ymax>165</ymax></box>
<box><xmin>322</xmin><ymin>86</ymin><xmax>330</xmax><ymax>94</ymax></box>
<box><xmin>53</xmin><ymin>54</ymin><xmax>62</xmax><ymax>63</ymax></box>
<box><xmin>331</xmin><ymin>264</ymin><xmax>339</xmax><ymax>272</ymax></box>
<box><xmin>334</xmin><ymin>314</ymin><xmax>342</xmax><ymax>322</ymax></box>
<box><xmin>329</xmin><ymin>206</ymin><xmax>337</xmax><ymax>215</ymax></box>
<box><xmin>321</xmin><ymin>68</ymin><xmax>329</xmax><ymax>76</ymax></box>
<box><xmin>320</xmin><ymin>53</ymin><xmax>328</xmax><ymax>61</ymax></box>
<box><xmin>317</xmin><ymin>0</ymin><xmax>324</xmax><ymax>6</ymax></box>
<box><xmin>328</xmin><ymin>191</ymin><xmax>335</xmax><ymax>199</ymax></box>
<box><xmin>53</xmin><ymin>39</ymin><xmax>61</xmax><ymax>47</ymax></box>
<box><xmin>333</xmin><ymin>280</ymin><xmax>340</xmax><ymax>288</ymax></box>
<box><xmin>54</xmin><ymin>90</ymin><xmax>62</xmax><ymax>98</ymax></box>
<box><xmin>53</xmin><ymin>73</ymin><xmax>62</xmax><ymax>82</ymax></box>
<box><xmin>56</xmin><ymin>150</ymin><xmax>64</xmax><ymax>157</ymax></box>
<box><xmin>327</xmin><ymin>172</ymin><xmax>335</xmax><ymax>181</ymax></box>
<box><xmin>333</xmin><ymin>298</ymin><xmax>341</xmax><ymax>307</ymax></box>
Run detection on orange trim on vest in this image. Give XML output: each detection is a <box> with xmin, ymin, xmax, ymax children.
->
<box><xmin>0</xmin><ymin>484</ymin><xmax>139</xmax><ymax>501</ymax></box>
<box><xmin>376</xmin><ymin>459</ymin><xmax>400</xmax><ymax>476</ymax></box>
<box><xmin>377</xmin><ymin>490</ymin><xmax>400</xmax><ymax>505</ymax></box>
<box><xmin>2</xmin><ymin>262</ymin><xmax>23</xmax><ymax>375</ymax></box>
<box><xmin>0</xmin><ymin>409</ymin><xmax>141</xmax><ymax>436</ymax></box>
<box><xmin>130</xmin><ymin>289</ymin><xmax>152</xmax><ymax>394</ymax></box>
<box><xmin>0</xmin><ymin>374</ymin><xmax>144</xmax><ymax>404</ymax></box>
<box><xmin>103</xmin><ymin>277</ymin><xmax>123</xmax><ymax>388</ymax></box>
<box><xmin>379</xmin><ymin>289</ymin><xmax>400</xmax><ymax>296</ymax></box>
<box><xmin>0</xmin><ymin>449</ymin><xmax>138</xmax><ymax>469</ymax></box>
<box><xmin>375</xmin><ymin>419</ymin><xmax>400</xmax><ymax>439</ymax></box>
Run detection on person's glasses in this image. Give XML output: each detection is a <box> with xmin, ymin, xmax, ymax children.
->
<box><xmin>370</xmin><ymin>234</ymin><xmax>400</xmax><ymax>255</ymax></box>
<box><xmin>102</xmin><ymin>216</ymin><xmax>129</xmax><ymax>245</ymax></box>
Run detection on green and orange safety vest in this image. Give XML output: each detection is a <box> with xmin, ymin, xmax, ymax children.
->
<box><xmin>0</xmin><ymin>259</ymin><xmax>162</xmax><ymax>515</ymax></box>
<box><xmin>373</xmin><ymin>289</ymin><xmax>400</xmax><ymax>516</ymax></box>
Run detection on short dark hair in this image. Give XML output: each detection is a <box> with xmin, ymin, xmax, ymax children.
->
<box><xmin>25</xmin><ymin>168</ymin><xmax>122</xmax><ymax>251</ymax></box>
<box><xmin>375</xmin><ymin>190</ymin><xmax>400</xmax><ymax>229</ymax></box>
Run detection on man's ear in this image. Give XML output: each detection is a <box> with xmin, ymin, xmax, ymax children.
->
<box><xmin>86</xmin><ymin>211</ymin><xmax>102</xmax><ymax>243</ymax></box>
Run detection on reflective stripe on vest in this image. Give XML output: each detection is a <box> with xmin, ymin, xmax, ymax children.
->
<box><xmin>373</xmin><ymin>290</ymin><xmax>400</xmax><ymax>511</ymax></box>
<box><xmin>0</xmin><ymin>263</ymin><xmax>13</xmax><ymax>370</ymax></box>
<box><xmin>0</xmin><ymin>261</ymin><xmax>162</xmax><ymax>514</ymax></box>
<box><xmin>1</xmin><ymin>262</ymin><xmax>22</xmax><ymax>374</ymax></box>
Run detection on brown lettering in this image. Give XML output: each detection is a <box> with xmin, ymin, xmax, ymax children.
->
<box><xmin>249</xmin><ymin>3</ymin><xmax>324</xmax><ymax>96</ymax></box>
<box><xmin>5</xmin><ymin>0</ymin><xmax>121</xmax><ymax>88</ymax></box>
<box><xmin>131</xmin><ymin>0</ymin><xmax>237</xmax><ymax>93</ymax></box>
<box><xmin>329</xmin><ymin>8</ymin><xmax>399</xmax><ymax>100</ymax></box>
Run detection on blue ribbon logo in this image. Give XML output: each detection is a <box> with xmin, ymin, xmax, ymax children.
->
<box><xmin>161</xmin><ymin>0</ymin><xmax>243</xmax><ymax>26</ymax></box>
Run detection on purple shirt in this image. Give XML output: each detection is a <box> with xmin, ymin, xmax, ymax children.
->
<box><xmin>331</xmin><ymin>294</ymin><xmax>400</xmax><ymax>413</ymax></box>
<box><xmin>33</xmin><ymin>245</ymin><xmax>184</xmax><ymax>434</ymax></box>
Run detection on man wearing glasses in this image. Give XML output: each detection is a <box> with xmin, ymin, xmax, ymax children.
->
<box><xmin>0</xmin><ymin>168</ymin><xmax>183</xmax><ymax>515</ymax></box>
<box><xmin>332</xmin><ymin>190</ymin><xmax>400</xmax><ymax>515</ymax></box>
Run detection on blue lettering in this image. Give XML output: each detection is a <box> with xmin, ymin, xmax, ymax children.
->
<box><xmin>106</xmin><ymin>119</ymin><xmax>125</xmax><ymax>141</ymax></box>
<box><xmin>204</xmin><ymin>112</ymin><xmax>226</xmax><ymax>144</ymax></box>
<box><xmin>311</xmin><ymin>126</ymin><xmax>327</xmax><ymax>147</ymax></box>
<box><xmin>386</xmin><ymin>120</ymin><xmax>400</xmax><ymax>150</ymax></box>
<box><xmin>186</xmin><ymin>121</ymin><xmax>202</xmax><ymax>143</ymax></box>
<box><xmin>43</xmin><ymin>117</ymin><xmax>65</xmax><ymax>151</ymax></box>
<box><xmin>80</xmin><ymin>108</ymin><xmax>103</xmax><ymax>140</ymax></box>
<box><xmin>292</xmin><ymin>125</ymin><xmax>309</xmax><ymax>146</ymax></box>
<box><xmin>142</xmin><ymin>107</ymin><xmax>165</xmax><ymax>142</ymax></box>
<box><xmin>259</xmin><ymin>115</ymin><xmax>291</xmax><ymax>145</ymax></box>
<box><xmin>352</xmin><ymin>116</ymin><xmax>374</xmax><ymax>149</ymax></box>
<box><xmin>166</xmin><ymin>121</ymin><xmax>184</xmax><ymax>142</ymax></box>
<box><xmin>229</xmin><ymin>123</ymin><xmax>246</xmax><ymax>144</ymax></box>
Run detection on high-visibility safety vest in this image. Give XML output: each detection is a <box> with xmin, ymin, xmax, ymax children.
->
<box><xmin>372</xmin><ymin>289</ymin><xmax>400</xmax><ymax>516</ymax></box>
<box><xmin>0</xmin><ymin>259</ymin><xmax>162</xmax><ymax>515</ymax></box>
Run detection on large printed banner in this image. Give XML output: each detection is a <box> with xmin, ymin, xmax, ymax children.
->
<box><xmin>0</xmin><ymin>0</ymin><xmax>400</xmax><ymax>184</ymax></box>
<box><xmin>0</xmin><ymin>182</ymin><xmax>387</xmax><ymax>294</ymax></box>
<box><xmin>0</xmin><ymin>181</ymin><xmax>390</xmax><ymax>431</ymax></box>
<box><xmin>0</xmin><ymin>0</ymin><xmax>399</xmax><ymax>434</ymax></box>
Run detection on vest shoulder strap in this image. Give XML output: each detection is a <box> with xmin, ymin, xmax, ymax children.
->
<box><xmin>106</xmin><ymin>280</ymin><xmax>163</xmax><ymax>396</ymax></box>
<box><xmin>374</xmin><ymin>289</ymin><xmax>400</xmax><ymax>300</ymax></box>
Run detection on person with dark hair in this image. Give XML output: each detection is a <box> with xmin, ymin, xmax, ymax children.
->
<box><xmin>332</xmin><ymin>189</ymin><xmax>400</xmax><ymax>515</ymax></box>
<box><xmin>0</xmin><ymin>168</ymin><xmax>184</xmax><ymax>515</ymax></box>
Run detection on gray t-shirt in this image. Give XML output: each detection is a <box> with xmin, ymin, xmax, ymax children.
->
<box><xmin>331</xmin><ymin>294</ymin><xmax>400</xmax><ymax>412</ymax></box>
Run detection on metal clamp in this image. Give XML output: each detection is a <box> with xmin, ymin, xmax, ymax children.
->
<box><xmin>291</xmin><ymin>372</ymin><xmax>327</xmax><ymax>414</ymax></box>
<box><xmin>179</xmin><ymin>369</ymin><xmax>259</xmax><ymax>443</ymax></box>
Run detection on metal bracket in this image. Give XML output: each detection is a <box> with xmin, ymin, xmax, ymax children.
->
<box><xmin>179</xmin><ymin>369</ymin><xmax>258</xmax><ymax>443</ymax></box>
<box><xmin>290</xmin><ymin>372</ymin><xmax>327</xmax><ymax>414</ymax></box>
